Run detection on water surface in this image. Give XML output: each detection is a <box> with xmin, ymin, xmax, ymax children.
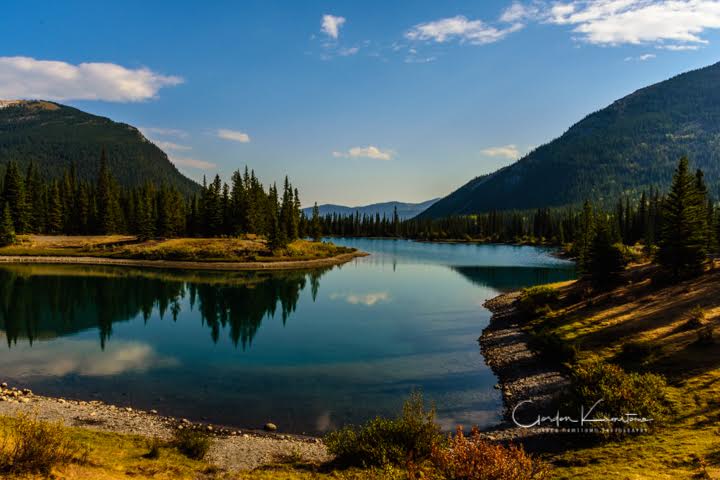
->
<box><xmin>0</xmin><ymin>239</ymin><xmax>574</xmax><ymax>433</ymax></box>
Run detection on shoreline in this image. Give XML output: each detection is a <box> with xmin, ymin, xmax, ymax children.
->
<box><xmin>478</xmin><ymin>291</ymin><xmax>568</xmax><ymax>443</ymax></box>
<box><xmin>0</xmin><ymin>250</ymin><xmax>368</xmax><ymax>271</ymax></box>
<box><xmin>0</xmin><ymin>383</ymin><xmax>329</xmax><ymax>472</ymax></box>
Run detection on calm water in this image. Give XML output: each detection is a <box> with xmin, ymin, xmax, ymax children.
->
<box><xmin>0</xmin><ymin>239</ymin><xmax>574</xmax><ymax>434</ymax></box>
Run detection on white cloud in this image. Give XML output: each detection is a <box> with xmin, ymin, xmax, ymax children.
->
<box><xmin>546</xmin><ymin>0</ymin><xmax>720</xmax><ymax>47</ymax></box>
<box><xmin>625</xmin><ymin>53</ymin><xmax>657</xmax><ymax>61</ymax></box>
<box><xmin>0</xmin><ymin>56</ymin><xmax>182</xmax><ymax>102</ymax></box>
<box><xmin>217</xmin><ymin>128</ymin><xmax>251</xmax><ymax>143</ymax></box>
<box><xmin>405</xmin><ymin>15</ymin><xmax>523</xmax><ymax>45</ymax></box>
<box><xmin>322</xmin><ymin>14</ymin><xmax>346</xmax><ymax>39</ymax></box>
<box><xmin>140</xmin><ymin>126</ymin><xmax>188</xmax><ymax>138</ymax></box>
<box><xmin>332</xmin><ymin>146</ymin><xmax>394</xmax><ymax>161</ymax></box>
<box><xmin>170</xmin><ymin>156</ymin><xmax>217</xmax><ymax>169</ymax></box>
<box><xmin>500</xmin><ymin>2</ymin><xmax>540</xmax><ymax>22</ymax></box>
<box><xmin>338</xmin><ymin>46</ymin><xmax>360</xmax><ymax>56</ymax></box>
<box><xmin>658</xmin><ymin>43</ymin><xmax>700</xmax><ymax>50</ymax></box>
<box><xmin>156</xmin><ymin>140</ymin><xmax>192</xmax><ymax>151</ymax></box>
<box><xmin>481</xmin><ymin>144</ymin><xmax>521</xmax><ymax>159</ymax></box>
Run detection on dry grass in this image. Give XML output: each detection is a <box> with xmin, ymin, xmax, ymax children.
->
<box><xmin>0</xmin><ymin>235</ymin><xmax>355</xmax><ymax>264</ymax></box>
<box><xmin>524</xmin><ymin>261</ymin><xmax>720</xmax><ymax>479</ymax></box>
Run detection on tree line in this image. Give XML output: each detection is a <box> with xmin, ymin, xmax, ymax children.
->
<box><xmin>317</xmin><ymin>156</ymin><xmax>719</xmax><ymax>280</ymax></box>
<box><xmin>0</xmin><ymin>150</ymin><xmax>305</xmax><ymax>249</ymax></box>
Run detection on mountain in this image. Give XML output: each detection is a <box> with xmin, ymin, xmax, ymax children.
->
<box><xmin>304</xmin><ymin>198</ymin><xmax>439</xmax><ymax>219</ymax></box>
<box><xmin>420</xmin><ymin>61</ymin><xmax>720</xmax><ymax>219</ymax></box>
<box><xmin>0</xmin><ymin>100</ymin><xmax>198</xmax><ymax>195</ymax></box>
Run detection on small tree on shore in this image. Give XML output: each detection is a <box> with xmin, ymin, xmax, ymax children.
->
<box><xmin>0</xmin><ymin>203</ymin><xmax>16</xmax><ymax>246</ymax></box>
<box><xmin>657</xmin><ymin>157</ymin><xmax>708</xmax><ymax>277</ymax></box>
<box><xmin>588</xmin><ymin>220</ymin><xmax>626</xmax><ymax>287</ymax></box>
<box><xmin>310</xmin><ymin>202</ymin><xmax>322</xmax><ymax>242</ymax></box>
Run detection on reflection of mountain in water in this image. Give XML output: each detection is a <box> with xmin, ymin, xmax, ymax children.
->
<box><xmin>451</xmin><ymin>266</ymin><xmax>576</xmax><ymax>292</ymax></box>
<box><xmin>0</xmin><ymin>265</ymin><xmax>328</xmax><ymax>350</ymax></box>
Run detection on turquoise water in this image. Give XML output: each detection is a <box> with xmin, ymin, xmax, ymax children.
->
<box><xmin>0</xmin><ymin>239</ymin><xmax>574</xmax><ymax>434</ymax></box>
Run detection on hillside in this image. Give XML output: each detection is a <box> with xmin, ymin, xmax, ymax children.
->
<box><xmin>0</xmin><ymin>100</ymin><xmax>198</xmax><ymax>195</ymax></box>
<box><xmin>305</xmin><ymin>198</ymin><xmax>439</xmax><ymax>219</ymax></box>
<box><xmin>421</xmin><ymin>61</ymin><xmax>720</xmax><ymax>218</ymax></box>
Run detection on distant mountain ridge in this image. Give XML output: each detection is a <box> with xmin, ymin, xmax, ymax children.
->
<box><xmin>0</xmin><ymin>100</ymin><xmax>198</xmax><ymax>195</ymax></box>
<box><xmin>304</xmin><ymin>198</ymin><xmax>439</xmax><ymax>219</ymax></box>
<box><xmin>420</xmin><ymin>61</ymin><xmax>720</xmax><ymax>219</ymax></box>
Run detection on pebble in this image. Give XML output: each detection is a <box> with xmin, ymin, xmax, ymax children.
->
<box><xmin>150</xmin><ymin>409</ymin><xmax>158</xmax><ymax>414</ymax></box>
<box><xmin>181</xmin><ymin>418</ymin><xmax>191</xmax><ymax>425</ymax></box>
<box><xmin>264</xmin><ymin>422</ymin><xmax>278</xmax><ymax>432</ymax></box>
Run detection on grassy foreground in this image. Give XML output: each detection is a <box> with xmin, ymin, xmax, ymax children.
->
<box><xmin>0</xmin><ymin>235</ymin><xmax>357</xmax><ymax>264</ymax></box>
<box><xmin>520</xmin><ymin>261</ymin><xmax>720</xmax><ymax>479</ymax></box>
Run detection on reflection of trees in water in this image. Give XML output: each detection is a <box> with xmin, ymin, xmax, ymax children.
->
<box><xmin>450</xmin><ymin>266</ymin><xmax>576</xmax><ymax>292</ymax></box>
<box><xmin>0</xmin><ymin>266</ymin><xmax>329</xmax><ymax>350</ymax></box>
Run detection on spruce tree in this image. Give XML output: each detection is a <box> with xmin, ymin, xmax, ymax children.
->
<box><xmin>2</xmin><ymin>161</ymin><xmax>29</xmax><ymax>234</ymax></box>
<box><xmin>658</xmin><ymin>157</ymin><xmax>708</xmax><ymax>277</ymax></box>
<box><xmin>576</xmin><ymin>200</ymin><xmax>595</xmax><ymax>272</ymax></box>
<box><xmin>46</xmin><ymin>182</ymin><xmax>63</xmax><ymax>234</ymax></box>
<box><xmin>310</xmin><ymin>202</ymin><xmax>322</xmax><ymax>242</ymax></box>
<box><xmin>588</xmin><ymin>220</ymin><xmax>626</xmax><ymax>287</ymax></box>
<box><xmin>0</xmin><ymin>203</ymin><xmax>15</xmax><ymax>246</ymax></box>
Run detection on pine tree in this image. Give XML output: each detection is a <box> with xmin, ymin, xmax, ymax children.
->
<box><xmin>46</xmin><ymin>182</ymin><xmax>63</xmax><ymax>233</ymax></box>
<box><xmin>0</xmin><ymin>203</ymin><xmax>15</xmax><ymax>246</ymax></box>
<box><xmin>658</xmin><ymin>157</ymin><xmax>708</xmax><ymax>277</ymax></box>
<box><xmin>2</xmin><ymin>161</ymin><xmax>29</xmax><ymax>234</ymax></box>
<box><xmin>96</xmin><ymin>150</ymin><xmax>120</xmax><ymax>234</ymax></box>
<box><xmin>576</xmin><ymin>200</ymin><xmax>595</xmax><ymax>272</ymax></box>
<box><xmin>310</xmin><ymin>202</ymin><xmax>322</xmax><ymax>242</ymax></box>
<box><xmin>588</xmin><ymin>219</ymin><xmax>626</xmax><ymax>287</ymax></box>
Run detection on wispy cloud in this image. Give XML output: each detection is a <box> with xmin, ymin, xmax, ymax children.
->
<box><xmin>405</xmin><ymin>15</ymin><xmax>523</xmax><ymax>45</ymax></box>
<box><xmin>170</xmin><ymin>156</ymin><xmax>217</xmax><ymax>169</ymax></box>
<box><xmin>481</xmin><ymin>144</ymin><xmax>521</xmax><ymax>160</ymax></box>
<box><xmin>217</xmin><ymin>128</ymin><xmax>251</xmax><ymax>143</ymax></box>
<box><xmin>333</xmin><ymin>146</ymin><xmax>394</xmax><ymax>161</ymax></box>
<box><xmin>139</xmin><ymin>126</ymin><xmax>188</xmax><ymax>138</ymax></box>
<box><xmin>625</xmin><ymin>53</ymin><xmax>656</xmax><ymax>61</ymax></box>
<box><xmin>544</xmin><ymin>0</ymin><xmax>720</xmax><ymax>48</ymax></box>
<box><xmin>0</xmin><ymin>56</ymin><xmax>182</xmax><ymax>102</ymax></box>
<box><xmin>156</xmin><ymin>140</ymin><xmax>192</xmax><ymax>151</ymax></box>
<box><xmin>321</xmin><ymin>14</ymin><xmax>346</xmax><ymax>39</ymax></box>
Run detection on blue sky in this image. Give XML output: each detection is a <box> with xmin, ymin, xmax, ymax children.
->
<box><xmin>2</xmin><ymin>1</ymin><xmax>720</xmax><ymax>206</ymax></box>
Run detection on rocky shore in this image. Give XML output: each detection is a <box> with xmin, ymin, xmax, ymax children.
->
<box><xmin>0</xmin><ymin>383</ymin><xmax>329</xmax><ymax>471</ymax></box>
<box><xmin>478</xmin><ymin>292</ymin><xmax>568</xmax><ymax>443</ymax></box>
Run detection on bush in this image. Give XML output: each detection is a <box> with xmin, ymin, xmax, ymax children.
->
<box><xmin>518</xmin><ymin>286</ymin><xmax>559</xmax><ymax>318</ymax></box>
<box><xmin>696</xmin><ymin>324</ymin><xmax>714</xmax><ymax>346</ymax></box>
<box><xmin>324</xmin><ymin>391</ymin><xmax>442</xmax><ymax>468</ymax></box>
<box><xmin>565</xmin><ymin>359</ymin><xmax>670</xmax><ymax>430</ymax></box>
<box><xmin>683</xmin><ymin>306</ymin><xmax>707</xmax><ymax>330</ymax></box>
<box><xmin>616</xmin><ymin>340</ymin><xmax>658</xmax><ymax>364</ymax></box>
<box><xmin>431</xmin><ymin>426</ymin><xmax>551</xmax><ymax>480</ymax></box>
<box><xmin>172</xmin><ymin>428</ymin><xmax>210</xmax><ymax>460</ymax></box>
<box><xmin>528</xmin><ymin>329</ymin><xmax>578</xmax><ymax>364</ymax></box>
<box><xmin>0</xmin><ymin>412</ymin><xmax>87</xmax><ymax>475</ymax></box>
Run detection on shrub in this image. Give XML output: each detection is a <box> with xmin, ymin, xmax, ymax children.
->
<box><xmin>696</xmin><ymin>324</ymin><xmax>714</xmax><ymax>346</ymax></box>
<box><xmin>565</xmin><ymin>359</ymin><xmax>670</xmax><ymax>431</ymax></box>
<box><xmin>0</xmin><ymin>412</ymin><xmax>87</xmax><ymax>475</ymax></box>
<box><xmin>683</xmin><ymin>306</ymin><xmax>707</xmax><ymax>330</ymax></box>
<box><xmin>527</xmin><ymin>329</ymin><xmax>578</xmax><ymax>365</ymax></box>
<box><xmin>431</xmin><ymin>426</ymin><xmax>551</xmax><ymax>480</ymax></box>
<box><xmin>142</xmin><ymin>437</ymin><xmax>163</xmax><ymax>459</ymax></box>
<box><xmin>517</xmin><ymin>286</ymin><xmax>559</xmax><ymax>318</ymax></box>
<box><xmin>324</xmin><ymin>391</ymin><xmax>442</xmax><ymax>468</ymax></box>
<box><xmin>172</xmin><ymin>428</ymin><xmax>210</xmax><ymax>460</ymax></box>
<box><xmin>617</xmin><ymin>340</ymin><xmax>658</xmax><ymax>364</ymax></box>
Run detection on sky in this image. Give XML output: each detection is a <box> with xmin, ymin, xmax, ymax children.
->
<box><xmin>2</xmin><ymin>1</ymin><xmax>720</xmax><ymax>207</ymax></box>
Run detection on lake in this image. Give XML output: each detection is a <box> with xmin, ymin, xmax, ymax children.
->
<box><xmin>0</xmin><ymin>239</ymin><xmax>575</xmax><ymax>434</ymax></box>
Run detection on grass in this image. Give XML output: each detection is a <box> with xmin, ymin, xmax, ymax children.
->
<box><xmin>518</xmin><ymin>261</ymin><xmax>720</xmax><ymax>478</ymax></box>
<box><xmin>0</xmin><ymin>235</ymin><xmax>356</xmax><ymax>264</ymax></box>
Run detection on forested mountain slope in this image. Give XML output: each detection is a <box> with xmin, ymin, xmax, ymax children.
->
<box><xmin>0</xmin><ymin>100</ymin><xmax>198</xmax><ymax>195</ymax></box>
<box><xmin>421</xmin><ymin>61</ymin><xmax>720</xmax><ymax>218</ymax></box>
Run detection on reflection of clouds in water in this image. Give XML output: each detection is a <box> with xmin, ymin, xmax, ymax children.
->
<box><xmin>329</xmin><ymin>291</ymin><xmax>390</xmax><ymax>306</ymax></box>
<box><xmin>0</xmin><ymin>338</ymin><xmax>179</xmax><ymax>377</ymax></box>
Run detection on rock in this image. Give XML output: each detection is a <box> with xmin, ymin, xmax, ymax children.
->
<box><xmin>264</xmin><ymin>422</ymin><xmax>278</xmax><ymax>432</ymax></box>
<box><xmin>20</xmin><ymin>397</ymin><xmax>30</xmax><ymax>403</ymax></box>
<box><xmin>124</xmin><ymin>407</ymin><xmax>133</xmax><ymax>412</ymax></box>
<box><xmin>150</xmin><ymin>409</ymin><xmax>158</xmax><ymax>414</ymax></box>
<box><xmin>1</xmin><ymin>382</ymin><xmax>7</xmax><ymax>388</ymax></box>
<box><xmin>493</xmin><ymin>384</ymin><xmax>501</xmax><ymax>389</ymax></box>
<box><xmin>206</xmin><ymin>425</ymin><xmax>213</xmax><ymax>432</ymax></box>
<box><xmin>181</xmin><ymin>418</ymin><xmax>191</xmax><ymax>425</ymax></box>
<box><xmin>58</xmin><ymin>399</ymin><xmax>66</xmax><ymax>404</ymax></box>
<box><xmin>242</xmin><ymin>434</ymin><xmax>250</xmax><ymax>438</ymax></box>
